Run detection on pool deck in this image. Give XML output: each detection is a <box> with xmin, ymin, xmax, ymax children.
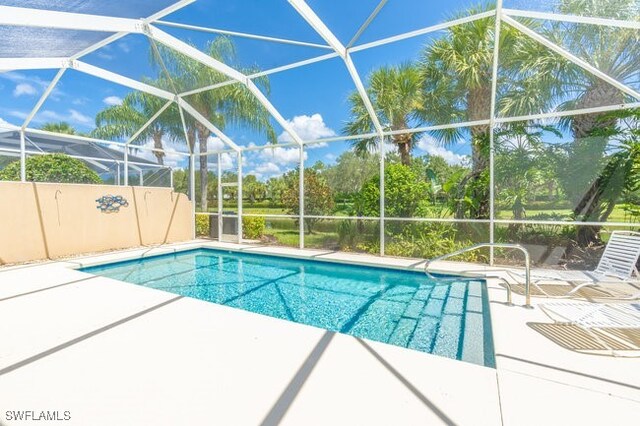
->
<box><xmin>1</xmin><ymin>240</ymin><xmax>638</xmax><ymax>425</ymax></box>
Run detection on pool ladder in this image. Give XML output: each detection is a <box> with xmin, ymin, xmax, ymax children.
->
<box><xmin>424</xmin><ymin>243</ymin><xmax>532</xmax><ymax>308</ymax></box>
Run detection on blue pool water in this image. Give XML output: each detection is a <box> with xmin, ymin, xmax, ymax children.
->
<box><xmin>82</xmin><ymin>249</ymin><xmax>495</xmax><ymax>367</ymax></box>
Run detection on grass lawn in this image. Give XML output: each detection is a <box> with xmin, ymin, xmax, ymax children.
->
<box><xmin>210</xmin><ymin>201</ymin><xmax>636</xmax><ymax>223</ymax></box>
<box><xmin>261</xmin><ymin>217</ymin><xmax>342</xmax><ymax>248</ymax></box>
<box><xmin>261</xmin><ymin>218</ymin><xmax>380</xmax><ymax>251</ymax></box>
<box><xmin>496</xmin><ymin>205</ymin><xmax>634</xmax><ymax>223</ymax></box>
<box><xmin>243</xmin><ymin>206</ymin><xmax>288</xmax><ymax>215</ymax></box>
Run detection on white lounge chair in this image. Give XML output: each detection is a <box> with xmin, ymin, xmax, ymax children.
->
<box><xmin>539</xmin><ymin>301</ymin><xmax>640</xmax><ymax>356</ymax></box>
<box><xmin>509</xmin><ymin>231</ymin><xmax>640</xmax><ymax>299</ymax></box>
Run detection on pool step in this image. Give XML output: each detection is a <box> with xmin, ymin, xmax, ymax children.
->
<box><xmin>407</xmin><ymin>284</ymin><xmax>448</xmax><ymax>352</ymax></box>
<box><xmin>395</xmin><ymin>280</ymin><xmax>490</xmax><ymax>366</ymax></box>
<box><xmin>386</xmin><ymin>283</ymin><xmax>435</xmax><ymax>347</ymax></box>
<box><xmin>460</xmin><ymin>280</ymin><xmax>489</xmax><ymax>366</ymax></box>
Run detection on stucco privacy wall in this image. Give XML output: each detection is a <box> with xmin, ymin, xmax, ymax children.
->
<box><xmin>0</xmin><ymin>182</ymin><xmax>192</xmax><ymax>264</ymax></box>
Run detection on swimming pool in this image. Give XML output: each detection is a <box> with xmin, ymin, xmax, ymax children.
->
<box><xmin>82</xmin><ymin>249</ymin><xmax>495</xmax><ymax>367</ymax></box>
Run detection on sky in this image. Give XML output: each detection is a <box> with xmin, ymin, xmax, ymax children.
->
<box><xmin>0</xmin><ymin>0</ymin><xmax>579</xmax><ymax>180</ymax></box>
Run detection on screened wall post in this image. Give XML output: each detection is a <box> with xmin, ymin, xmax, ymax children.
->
<box><xmin>124</xmin><ymin>147</ymin><xmax>129</xmax><ymax>186</ymax></box>
<box><xmin>299</xmin><ymin>146</ymin><xmax>305</xmax><ymax>249</ymax></box>
<box><xmin>379</xmin><ymin>136</ymin><xmax>385</xmax><ymax>256</ymax></box>
<box><xmin>189</xmin><ymin>153</ymin><xmax>196</xmax><ymax>239</ymax></box>
<box><xmin>19</xmin><ymin>130</ymin><xmax>26</xmax><ymax>182</ymax></box>
<box><xmin>488</xmin><ymin>0</ymin><xmax>504</xmax><ymax>266</ymax></box>
<box><xmin>237</xmin><ymin>151</ymin><xmax>243</xmax><ymax>243</ymax></box>
<box><xmin>217</xmin><ymin>153</ymin><xmax>223</xmax><ymax>243</ymax></box>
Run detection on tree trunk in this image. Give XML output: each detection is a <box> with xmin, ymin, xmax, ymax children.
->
<box><xmin>570</xmin><ymin>82</ymin><xmax>623</xmax><ymax>246</ymax></box>
<box><xmin>464</xmin><ymin>85</ymin><xmax>491</xmax><ymax>219</ymax></box>
<box><xmin>512</xmin><ymin>196</ymin><xmax>525</xmax><ymax>220</ymax></box>
<box><xmin>187</xmin><ymin>127</ymin><xmax>197</xmax><ymax>154</ymax></box>
<box><xmin>392</xmin><ymin>133</ymin><xmax>412</xmax><ymax>166</ymax></box>
<box><xmin>398</xmin><ymin>142</ymin><xmax>411</xmax><ymax>166</ymax></box>
<box><xmin>196</xmin><ymin>124</ymin><xmax>211</xmax><ymax>212</ymax></box>
<box><xmin>152</xmin><ymin>131</ymin><xmax>165</xmax><ymax>165</ymax></box>
<box><xmin>185</xmin><ymin>127</ymin><xmax>197</xmax><ymax>202</ymax></box>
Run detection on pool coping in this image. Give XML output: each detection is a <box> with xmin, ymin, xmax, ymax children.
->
<box><xmin>1</xmin><ymin>240</ymin><xmax>639</xmax><ymax>425</ymax></box>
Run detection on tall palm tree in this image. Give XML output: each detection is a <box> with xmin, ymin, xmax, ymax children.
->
<box><xmin>501</xmin><ymin>0</ymin><xmax>639</xmax><ymax>243</ymax></box>
<box><xmin>344</xmin><ymin>63</ymin><xmax>424</xmax><ymax>166</ymax></box>
<box><xmin>93</xmin><ymin>86</ymin><xmax>182</xmax><ymax>165</ymax></box>
<box><xmin>556</xmin><ymin>0</ymin><xmax>638</xmax><ymax>244</ymax></box>
<box><xmin>495</xmin><ymin>123</ymin><xmax>562</xmax><ymax>222</ymax></box>
<box><xmin>158</xmin><ymin>36</ymin><xmax>275</xmax><ymax>211</ymax></box>
<box><xmin>41</xmin><ymin>122</ymin><xmax>78</xmax><ymax>135</ymax></box>
<box><xmin>417</xmin><ymin>5</ymin><xmax>520</xmax><ymax>218</ymax></box>
<box><xmin>572</xmin><ymin>109</ymin><xmax>640</xmax><ymax>237</ymax></box>
<box><xmin>420</xmin><ymin>5</ymin><xmax>515</xmax><ymax>218</ymax></box>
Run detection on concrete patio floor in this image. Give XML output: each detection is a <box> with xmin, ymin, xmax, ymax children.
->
<box><xmin>1</xmin><ymin>240</ymin><xmax>638</xmax><ymax>425</ymax></box>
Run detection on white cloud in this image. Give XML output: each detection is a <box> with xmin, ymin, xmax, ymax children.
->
<box><xmin>416</xmin><ymin>135</ymin><xmax>468</xmax><ymax>166</ymax></box>
<box><xmin>207</xmin><ymin>137</ymin><xmax>304</xmax><ymax>180</ymax></box>
<box><xmin>118</xmin><ymin>42</ymin><xmax>131</xmax><ymax>53</ymax></box>
<box><xmin>1</xmin><ymin>72</ymin><xmax>64</xmax><ymax>99</ymax></box>
<box><xmin>219</xmin><ymin>153</ymin><xmax>235</xmax><ymax>170</ymax></box>
<box><xmin>103</xmin><ymin>96</ymin><xmax>123</xmax><ymax>106</ymax></box>
<box><xmin>110</xmin><ymin>138</ymin><xmax>187</xmax><ymax>169</ymax></box>
<box><xmin>8</xmin><ymin>110</ymin><xmax>28</xmax><ymax>120</ymax></box>
<box><xmin>207</xmin><ymin>136</ymin><xmax>226</xmax><ymax>151</ymax></box>
<box><xmin>69</xmin><ymin>109</ymin><xmax>92</xmax><ymax>124</ymax></box>
<box><xmin>37</xmin><ymin>109</ymin><xmax>93</xmax><ymax>127</ymax></box>
<box><xmin>13</xmin><ymin>83</ymin><xmax>37</xmax><ymax>97</ymax></box>
<box><xmin>1</xmin><ymin>72</ymin><xmax>47</xmax><ymax>89</ymax></box>
<box><xmin>255</xmin><ymin>162</ymin><xmax>281</xmax><ymax>174</ymax></box>
<box><xmin>38</xmin><ymin>110</ymin><xmax>66</xmax><ymax>121</ymax></box>
<box><xmin>237</xmin><ymin>144</ymin><xmax>307</xmax><ymax>180</ymax></box>
<box><xmin>253</xmin><ymin>162</ymin><xmax>281</xmax><ymax>180</ymax></box>
<box><xmin>260</xmin><ymin>146</ymin><xmax>306</xmax><ymax>166</ymax></box>
<box><xmin>136</xmin><ymin>141</ymin><xmax>185</xmax><ymax>169</ymax></box>
<box><xmin>206</xmin><ymin>136</ymin><xmax>236</xmax><ymax>170</ymax></box>
<box><xmin>278</xmin><ymin>113</ymin><xmax>336</xmax><ymax>144</ymax></box>
<box><xmin>96</xmin><ymin>52</ymin><xmax>115</xmax><ymax>61</ymax></box>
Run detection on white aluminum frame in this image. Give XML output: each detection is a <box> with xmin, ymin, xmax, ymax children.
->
<box><xmin>154</xmin><ymin>20</ymin><xmax>332</xmax><ymax>50</ymax></box>
<box><xmin>2</xmin><ymin>1</ymin><xmax>639</xmax><ymax>251</ymax></box>
<box><xmin>488</xmin><ymin>0</ymin><xmax>504</xmax><ymax>264</ymax></box>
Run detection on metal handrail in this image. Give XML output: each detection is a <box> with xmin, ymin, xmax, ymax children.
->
<box><xmin>424</xmin><ymin>243</ymin><xmax>532</xmax><ymax>308</ymax></box>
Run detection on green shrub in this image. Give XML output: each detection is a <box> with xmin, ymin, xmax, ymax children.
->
<box><xmin>281</xmin><ymin>168</ymin><xmax>334</xmax><ymax>233</ymax></box>
<box><xmin>356</xmin><ymin>163</ymin><xmax>431</xmax><ymax>217</ymax></box>
<box><xmin>243</xmin><ymin>216</ymin><xmax>266</xmax><ymax>239</ymax></box>
<box><xmin>195</xmin><ymin>214</ymin><xmax>210</xmax><ymax>237</ymax></box>
<box><xmin>0</xmin><ymin>153</ymin><xmax>101</xmax><ymax>184</ymax></box>
<box><xmin>385</xmin><ymin>222</ymin><xmax>481</xmax><ymax>261</ymax></box>
<box><xmin>336</xmin><ymin>220</ymin><xmax>379</xmax><ymax>252</ymax></box>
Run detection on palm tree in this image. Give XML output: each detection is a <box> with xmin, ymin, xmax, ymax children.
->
<box><xmin>417</xmin><ymin>5</ymin><xmax>516</xmax><ymax>218</ymax></box>
<box><xmin>571</xmin><ymin>108</ymin><xmax>640</xmax><ymax>239</ymax></box>
<box><xmin>93</xmin><ymin>87</ymin><xmax>182</xmax><ymax>165</ymax></box>
<box><xmin>495</xmin><ymin>123</ymin><xmax>562</xmax><ymax>223</ymax></box>
<box><xmin>158</xmin><ymin>36</ymin><xmax>275</xmax><ymax>211</ymax></box>
<box><xmin>344</xmin><ymin>63</ymin><xmax>424</xmax><ymax>166</ymax></box>
<box><xmin>41</xmin><ymin>122</ymin><xmax>78</xmax><ymax>135</ymax></box>
<box><xmin>501</xmin><ymin>0</ymin><xmax>639</xmax><ymax>243</ymax></box>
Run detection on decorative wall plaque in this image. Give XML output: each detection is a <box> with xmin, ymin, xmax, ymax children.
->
<box><xmin>96</xmin><ymin>195</ymin><xmax>129</xmax><ymax>213</ymax></box>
